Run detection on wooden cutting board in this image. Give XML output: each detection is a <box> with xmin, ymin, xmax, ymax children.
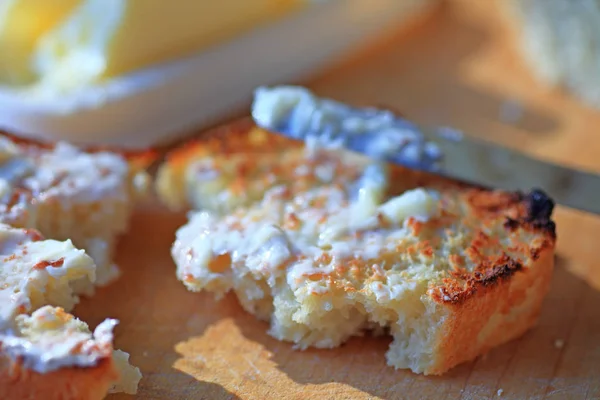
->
<box><xmin>77</xmin><ymin>1</ymin><xmax>600</xmax><ymax>398</ymax></box>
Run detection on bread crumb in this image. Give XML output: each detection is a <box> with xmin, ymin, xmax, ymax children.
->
<box><xmin>497</xmin><ymin>388</ymin><xmax>504</xmax><ymax>396</ymax></box>
<box><xmin>554</xmin><ymin>339</ymin><xmax>565</xmax><ymax>349</ymax></box>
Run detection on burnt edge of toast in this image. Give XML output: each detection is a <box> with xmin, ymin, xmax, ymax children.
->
<box><xmin>432</xmin><ymin>188</ymin><xmax>556</xmax><ymax>305</ymax></box>
<box><xmin>504</xmin><ymin>188</ymin><xmax>556</xmax><ymax>239</ymax></box>
<box><xmin>523</xmin><ymin>188</ymin><xmax>556</xmax><ymax>234</ymax></box>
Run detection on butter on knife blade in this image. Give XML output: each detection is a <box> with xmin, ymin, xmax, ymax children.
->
<box><xmin>252</xmin><ymin>86</ymin><xmax>600</xmax><ymax>215</ymax></box>
<box><xmin>252</xmin><ymin>85</ymin><xmax>444</xmax><ymax>170</ymax></box>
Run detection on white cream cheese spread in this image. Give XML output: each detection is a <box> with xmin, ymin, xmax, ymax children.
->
<box><xmin>0</xmin><ymin>138</ymin><xmax>130</xmax><ymax>221</ymax></box>
<box><xmin>0</xmin><ymin>304</ymin><xmax>142</xmax><ymax>392</ymax></box>
<box><xmin>0</xmin><ymin>138</ymin><xmax>134</xmax><ymax>288</ymax></box>
<box><xmin>0</xmin><ymin>223</ymin><xmax>118</xmax><ymax>374</ymax></box>
<box><xmin>0</xmin><ymin>223</ymin><xmax>96</xmax><ymax>329</ymax></box>
<box><xmin>174</xmin><ymin>146</ymin><xmax>441</xmax><ymax>296</ymax></box>
<box><xmin>23</xmin><ymin>142</ymin><xmax>130</xmax><ymax>204</ymax></box>
<box><xmin>0</xmin><ymin>224</ymin><xmax>142</xmax><ymax>388</ymax></box>
<box><xmin>1</xmin><ymin>306</ymin><xmax>114</xmax><ymax>373</ymax></box>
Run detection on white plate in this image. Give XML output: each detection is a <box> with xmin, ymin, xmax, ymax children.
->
<box><xmin>0</xmin><ymin>0</ymin><xmax>436</xmax><ymax>150</ymax></box>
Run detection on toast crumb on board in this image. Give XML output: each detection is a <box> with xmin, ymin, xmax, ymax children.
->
<box><xmin>159</xmin><ymin>121</ymin><xmax>556</xmax><ymax>375</ymax></box>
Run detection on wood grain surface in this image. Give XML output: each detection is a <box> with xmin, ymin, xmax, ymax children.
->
<box><xmin>76</xmin><ymin>1</ymin><xmax>600</xmax><ymax>399</ymax></box>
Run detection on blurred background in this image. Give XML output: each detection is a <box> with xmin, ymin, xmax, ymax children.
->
<box><xmin>3</xmin><ymin>0</ymin><xmax>593</xmax><ymax>152</ymax></box>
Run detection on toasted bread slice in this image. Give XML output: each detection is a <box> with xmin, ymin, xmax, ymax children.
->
<box><xmin>161</xmin><ymin>121</ymin><xmax>556</xmax><ymax>375</ymax></box>
<box><xmin>0</xmin><ymin>225</ymin><xmax>141</xmax><ymax>399</ymax></box>
<box><xmin>0</xmin><ymin>135</ymin><xmax>152</xmax><ymax>294</ymax></box>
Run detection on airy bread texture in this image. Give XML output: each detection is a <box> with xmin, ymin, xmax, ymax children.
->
<box><xmin>159</xmin><ymin>121</ymin><xmax>556</xmax><ymax>375</ymax></box>
<box><xmin>504</xmin><ymin>0</ymin><xmax>600</xmax><ymax>107</ymax></box>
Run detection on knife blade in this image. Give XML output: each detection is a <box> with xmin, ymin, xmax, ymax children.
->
<box><xmin>414</xmin><ymin>126</ymin><xmax>600</xmax><ymax>215</ymax></box>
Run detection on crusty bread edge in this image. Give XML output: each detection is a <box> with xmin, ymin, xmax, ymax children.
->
<box><xmin>0</xmin><ymin>355</ymin><xmax>118</xmax><ymax>400</ymax></box>
<box><xmin>424</xmin><ymin>247</ymin><xmax>554</xmax><ymax>375</ymax></box>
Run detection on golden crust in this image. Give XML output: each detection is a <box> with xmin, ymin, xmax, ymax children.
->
<box><xmin>426</xmin><ymin>249</ymin><xmax>553</xmax><ymax>375</ymax></box>
<box><xmin>428</xmin><ymin>189</ymin><xmax>556</xmax><ymax>306</ymax></box>
<box><xmin>422</xmin><ymin>190</ymin><xmax>556</xmax><ymax>374</ymax></box>
<box><xmin>163</xmin><ymin>117</ymin><xmax>297</xmax><ymax>162</ymax></box>
<box><xmin>162</xmin><ymin>119</ymin><xmax>557</xmax><ymax>375</ymax></box>
<box><xmin>0</xmin><ymin>356</ymin><xmax>118</xmax><ymax>400</ymax></box>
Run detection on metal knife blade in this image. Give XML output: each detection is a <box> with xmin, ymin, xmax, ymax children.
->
<box><xmin>406</xmin><ymin>126</ymin><xmax>600</xmax><ymax>215</ymax></box>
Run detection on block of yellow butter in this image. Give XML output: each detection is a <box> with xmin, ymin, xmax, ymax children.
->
<box><xmin>0</xmin><ymin>0</ymin><xmax>302</xmax><ymax>91</ymax></box>
<box><xmin>0</xmin><ymin>0</ymin><xmax>79</xmax><ymax>85</ymax></box>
